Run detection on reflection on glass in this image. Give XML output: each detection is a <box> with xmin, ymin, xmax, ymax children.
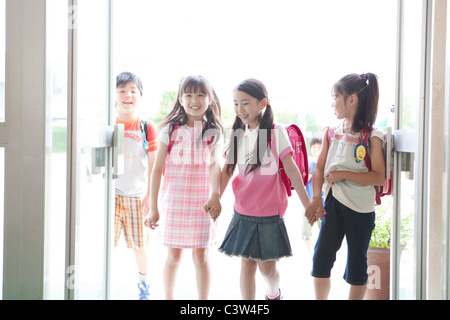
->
<box><xmin>111</xmin><ymin>0</ymin><xmax>398</xmax><ymax>299</ymax></box>
<box><xmin>44</xmin><ymin>0</ymin><xmax>68</xmax><ymax>300</ymax></box>
<box><xmin>73</xmin><ymin>0</ymin><xmax>109</xmax><ymax>299</ymax></box>
<box><xmin>75</xmin><ymin>147</ymin><xmax>107</xmax><ymax>299</ymax></box>
<box><xmin>400</xmin><ymin>0</ymin><xmax>422</xmax><ymax>131</ymax></box>
<box><xmin>397</xmin><ymin>0</ymin><xmax>422</xmax><ymax>300</ymax></box>
<box><xmin>112</xmin><ymin>0</ymin><xmax>397</xmax><ymax>140</ymax></box>
<box><xmin>399</xmin><ymin>169</ymin><xmax>416</xmax><ymax>299</ymax></box>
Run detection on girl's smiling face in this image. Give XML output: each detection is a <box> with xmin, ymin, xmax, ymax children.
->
<box><xmin>233</xmin><ymin>90</ymin><xmax>267</xmax><ymax>129</ymax></box>
<box><xmin>179</xmin><ymin>88</ymin><xmax>211</xmax><ymax>125</ymax></box>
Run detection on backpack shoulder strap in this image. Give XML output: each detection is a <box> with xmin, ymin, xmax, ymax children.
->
<box><xmin>268</xmin><ymin>123</ymin><xmax>276</xmax><ymax>145</ymax></box>
<box><xmin>268</xmin><ymin>123</ymin><xmax>282</xmax><ymax>164</ymax></box>
<box><xmin>361</xmin><ymin>127</ymin><xmax>373</xmax><ymax>170</ymax></box>
<box><xmin>140</xmin><ymin>119</ymin><xmax>148</xmax><ymax>139</ymax></box>
<box><xmin>327</xmin><ymin>126</ymin><xmax>336</xmax><ymax>147</ymax></box>
<box><xmin>360</xmin><ymin>127</ymin><xmax>382</xmax><ymax>205</ymax></box>
<box><xmin>167</xmin><ymin>122</ymin><xmax>179</xmax><ymax>153</ymax></box>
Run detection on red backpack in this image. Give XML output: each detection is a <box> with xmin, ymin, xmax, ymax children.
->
<box><xmin>327</xmin><ymin>126</ymin><xmax>392</xmax><ymax>205</ymax></box>
<box><xmin>271</xmin><ymin>124</ymin><xmax>309</xmax><ymax>197</ymax></box>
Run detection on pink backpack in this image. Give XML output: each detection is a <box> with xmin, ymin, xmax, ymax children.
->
<box><xmin>327</xmin><ymin>126</ymin><xmax>392</xmax><ymax>205</ymax></box>
<box><xmin>271</xmin><ymin>124</ymin><xmax>309</xmax><ymax>197</ymax></box>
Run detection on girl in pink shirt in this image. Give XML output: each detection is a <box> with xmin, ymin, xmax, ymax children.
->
<box><xmin>217</xmin><ymin>78</ymin><xmax>310</xmax><ymax>300</ymax></box>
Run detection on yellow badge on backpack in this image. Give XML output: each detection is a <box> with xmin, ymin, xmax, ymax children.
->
<box><xmin>355</xmin><ymin>143</ymin><xmax>367</xmax><ymax>163</ymax></box>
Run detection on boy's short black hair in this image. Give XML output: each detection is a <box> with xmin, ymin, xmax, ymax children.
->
<box><xmin>310</xmin><ymin>134</ymin><xmax>323</xmax><ymax>148</ymax></box>
<box><xmin>116</xmin><ymin>72</ymin><xmax>143</xmax><ymax>95</ymax></box>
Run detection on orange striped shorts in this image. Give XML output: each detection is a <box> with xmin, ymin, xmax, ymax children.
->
<box><xmin>114</xmin><ymin>194</ymin><xmax>149</xmax><ymax>250</ymax></box>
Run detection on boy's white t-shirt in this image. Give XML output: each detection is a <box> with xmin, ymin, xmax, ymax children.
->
<box><xmin>115</xmin><ymin>118</ymin><xmax>158</xmax><ymax>198</ymax></box>
<box><xmin>324</xmin><ymin>124</ymin><xmax>384</xmax><ymax>213</ymax></box>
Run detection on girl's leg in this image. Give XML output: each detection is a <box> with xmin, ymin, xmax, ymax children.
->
<box><xmin>343</xmin><ymin>209</ymin><xmax>375</xmax><ymax>300</ymax></box>
<box><xmin>313</xmin><ymin>277</ymin><xmax>331</xmax><ymax>300</ymax></box>
<box><xmin>163</xmin><ymin>247</ymin><xmax>183</xmax><ymax>300</ymax></box>
<box><xmin>258</xmin><ymin>260</ymin><xmax>280</xmax><ymax>298</ymax></box>
<box><xmin>240</xmin><ymin>258</ymin><xmax>258</xmax><ymax>299</ymax></box>
<box><xmin>349</xmin><ymin>284</ymin><xmax>367</xmax><ymax>300</ymax></box>
<box><xmin>311</xmin><ymin>191</ymin><xmax>344</xmax><ymax>300</ymax></box>
<box><xmin>192</xmin><ymin>248</ymin><xmax>210</xmax><ymax>300</ymax></box>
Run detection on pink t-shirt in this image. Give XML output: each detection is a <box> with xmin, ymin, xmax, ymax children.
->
<box><xmin>230</xmin><ymin>124</ymin><xmax>293</xmax><ymax>218</ymax></box>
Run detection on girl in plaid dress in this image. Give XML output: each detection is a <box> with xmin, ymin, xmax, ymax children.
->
<box><xmin>145</xmin><ymin>76</ymin><xmax>223</xmax><ymax>300</ymax></box>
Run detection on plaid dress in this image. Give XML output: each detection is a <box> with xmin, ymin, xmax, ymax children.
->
<box><xmin>159</xmin><ymin>124</ymin><xmax>217</xmax><ymax>248</ymax></box>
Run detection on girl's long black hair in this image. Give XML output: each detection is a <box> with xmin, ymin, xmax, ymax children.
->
<box><xmin>332</xmin><ymin>73</ymin><xmax>379</xmax><ymax>132</ymax></box>
<box><xmin>225</xmin><ymin>78</ymin><xmax>274</xmax><ymax>176</ymax></box>
<box><xmin>161</xmin><ymin>75</ymin><xmax>224</xmax><ymax>140</ymax></box>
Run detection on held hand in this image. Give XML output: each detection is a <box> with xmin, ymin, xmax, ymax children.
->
<box><xmin>305</xmin><ymin>198</ymin><xmax>326</xmax><ymax>225</ymax></box>
<box><xmin>315</xmin><ymin>205</ymin><xmax>326</xmax><ymax>222</ymax></box>
<box><xmin>203</xmin><ymin>195</ymin><xmax>221</xmax><ymax>222</ymax></box>
<box><xmin>144</xmin><ymin>209</ymin><xmax>160</xmax><ymax>230</ymax></box>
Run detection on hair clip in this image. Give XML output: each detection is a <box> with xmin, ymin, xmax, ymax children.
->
<box><xmin>179</xmin><ymin>76</ymin><xmax>186</xmax><ymax>88</ymax></box>
<box><xmin>360</xmin><ymin>73</ymin><xmax>368</xmax><ymax>82</ymax></box>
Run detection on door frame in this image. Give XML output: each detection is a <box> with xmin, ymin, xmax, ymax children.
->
<box><xmin>443</xmin><ymin>0</ymin><xmax>450</xmax><ymax>301</ymax></box>
<box><xmin>391</xmin><ymin>0</ymin><xmax>433</xmax><ymax>300</ymax></box>
<box><xmin>65</xmin><ymin>0</ymin><xmax>116</xmax><ymax>300</ymax></box>
<box><xmin>2</xmin><ymin>0</ymin><xmax>47</xmax><ymax>299</ymax></box>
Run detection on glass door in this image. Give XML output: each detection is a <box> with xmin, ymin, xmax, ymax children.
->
<box><xmin>0</xmin><ymin>0</ymin><xmax>5</xmax><ymax>300</ymax></box>
<box><xmin>391</xmin><ymin>0</ymin><xmax>429</xmax><ymax>299</ymax></box>
<box><xmin>110</xmin><ymin>0</ymin><xmax>398</xmax><ymax>300</ymax></box>
<box><xmin>66</xmin><ymin>0</ymin><xmax>119</xmax><ymax>299</ymax></box>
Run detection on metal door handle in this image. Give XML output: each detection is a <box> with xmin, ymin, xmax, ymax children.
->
<box><xmin>384</xmin><ymin>127</ymin><xmax>393</xmax><ymax>180</ymax></box>
<box><xmin>393</xmin><ymin>128</ymin><xmax>416</xmax><ymax>180</ymax></box>
<box><xmin>113</xmin><ymin>123</ymin><xmax>124</xmax><ymax>179</ymax></box>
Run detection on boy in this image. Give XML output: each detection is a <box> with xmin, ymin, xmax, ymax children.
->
<box><xmin>114</xmin><ymin>72</ymin><xmax>158</xmax><ymax>300</ymax></box>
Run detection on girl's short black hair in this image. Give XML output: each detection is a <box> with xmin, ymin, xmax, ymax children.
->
<box><xmin>116</xmin><ymin>72</ymin><xmax>143</xmax><ymax>96</ymax></box>
<box><xmin>310</xmin><ymin>134</ymin><xmax>322</xmax><ymax>148</ymax></box>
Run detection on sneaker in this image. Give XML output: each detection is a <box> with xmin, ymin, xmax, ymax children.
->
<box><xmin>265</xmin><ymin>289</ymin><xmax>281</xmax><ymax>300</ymax></box>
<box><xmin>138</xmin><ymin>281</ymin><xmax>150</xmax><ymax>300</ymax></box>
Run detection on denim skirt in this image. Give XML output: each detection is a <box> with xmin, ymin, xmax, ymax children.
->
<box><xmin>218</xmin><ymin>210</ymin><xmax>292</xmax><ymax>262</ymax></box>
